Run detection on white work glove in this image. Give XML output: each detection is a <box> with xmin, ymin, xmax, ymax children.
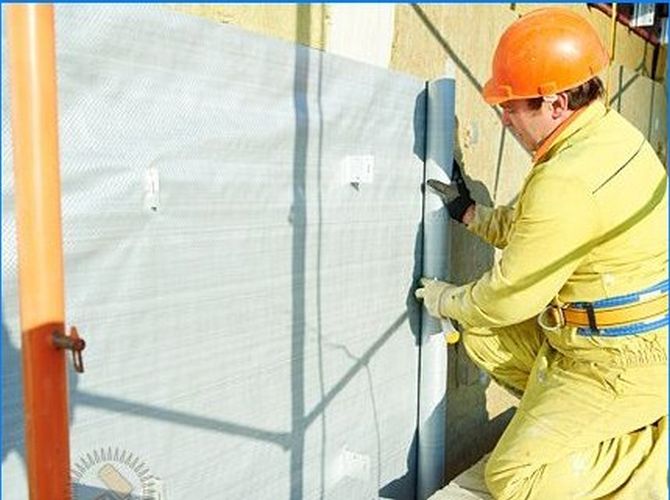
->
<box><xmin>414</xmin><ymin>277</ymin><xmax>456</xmax><ymax>319</ymax></box>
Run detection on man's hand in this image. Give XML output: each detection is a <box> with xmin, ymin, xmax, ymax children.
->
<box><xmin>414</xmin><ymin>277</ymin><xmax>455</xmax><ymax>319</ymax></box>
<box><xmin>426</xmin><ymin>160</ymin><xmax>474</xmax><ymax>223</ymax></box>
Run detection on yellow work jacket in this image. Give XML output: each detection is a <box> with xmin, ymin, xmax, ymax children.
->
<box><xmin>440</xmin><ymin>101</ymin><xmax>668</xmax><ymax>334</ymax></box>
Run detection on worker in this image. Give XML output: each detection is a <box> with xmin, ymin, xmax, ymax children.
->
<box><xmin>415</xmin><ymin>7</ymin><xmax>668</xmax><ymax>499</ymax></box>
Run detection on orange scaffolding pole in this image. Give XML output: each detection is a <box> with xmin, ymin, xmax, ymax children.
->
<box><xmin>6</xmin><ymin>5</ymin><xmax>72</xmax><ymax>499</ymax></box>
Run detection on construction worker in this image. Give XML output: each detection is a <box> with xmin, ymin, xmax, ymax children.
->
<box><xmin>415</xmin><ymin>7</ymin><xmax>667</xmax><ymax>500</ymax></box>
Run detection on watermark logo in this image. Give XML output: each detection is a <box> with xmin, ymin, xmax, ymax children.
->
<box><xmin>71</xmin><ymin>447</ymin><xmax>161</xmax><ymax>500</ymax></box>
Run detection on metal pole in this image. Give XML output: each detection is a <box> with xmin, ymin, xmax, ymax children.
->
<box><xmin>6</xmin><ymin>5</ymin><xmax>71</xmax><ymax>499</ymax></box>
<box><xmin>604</xmin><ymin>3</ymin><xmax>618</xmax><ymax>107</ymax></box>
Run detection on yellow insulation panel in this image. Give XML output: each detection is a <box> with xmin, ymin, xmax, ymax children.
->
<box><xmin>167</xmin><ymin>4</ymin><xmax>329</xmax><ymax>49</ymax></box>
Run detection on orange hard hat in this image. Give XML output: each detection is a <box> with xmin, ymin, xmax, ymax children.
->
<box><xmin>482</xmin><ymin>8</ymin><xmax>609</xmax><ymax>105</ymax></box>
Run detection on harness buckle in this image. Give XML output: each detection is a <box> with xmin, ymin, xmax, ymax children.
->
<box><xmin>538</xmin><ymin>305</ymin><xmax>566</xmax><ymax>331</ymax></box>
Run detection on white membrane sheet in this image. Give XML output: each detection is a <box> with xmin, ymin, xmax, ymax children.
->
<box><xmin>2</xmin><ymin>5</ymin><xmax>449</xmax><ymax>499</ymax></box>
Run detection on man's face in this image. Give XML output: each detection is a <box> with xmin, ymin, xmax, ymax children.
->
<box><xmin>500</xmin><ymin>99</ymin><xmax>552</xmax><ymax>153</ymax></box>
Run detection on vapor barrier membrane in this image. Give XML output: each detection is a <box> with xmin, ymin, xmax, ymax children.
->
<box><xmin>2</xmin><ymin>5</ymin><xmax>429</xmax><ymax>499</ymax></box>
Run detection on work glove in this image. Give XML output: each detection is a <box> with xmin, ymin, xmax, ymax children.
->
<box><xmin>426</xmin><ymin>159</ymin><xmax>474</xmax><ymax>223</ymax></box>
<box><xmin>414</xmin><ymin>277</ymin><xmax>455</xmax><ymax>319</ymax></box>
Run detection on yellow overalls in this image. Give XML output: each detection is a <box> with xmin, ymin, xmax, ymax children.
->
<box><xmin>438</xmin><ymin>101</ymin><xmax>668</xmax><ymax>499</ymax></box>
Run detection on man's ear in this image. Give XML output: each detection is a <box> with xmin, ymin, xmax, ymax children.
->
<box><xmin>551</xmin><ymin>93</ymin><xmax>570</xmax><ymax>119</ymax></box>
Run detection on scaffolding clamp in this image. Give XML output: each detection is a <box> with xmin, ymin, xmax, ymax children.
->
<box><xmin>52</xmin><ymin>326</ymin><xmax>86</xmax><ymax>373</ymax></box>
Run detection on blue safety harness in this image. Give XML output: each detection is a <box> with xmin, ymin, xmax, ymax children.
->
<box><xmin>571</xmin><ymin>279</ymin><xmax>669</xmax><ymax>337</ymax></box>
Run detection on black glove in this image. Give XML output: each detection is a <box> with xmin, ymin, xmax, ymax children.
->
<box><xmin>426</xmin><ymin>160</ymin><xmax>474</xmax><ymax>223</ymax></box>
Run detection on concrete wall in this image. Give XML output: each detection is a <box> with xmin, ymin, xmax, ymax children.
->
<box><xmin>167</xmin><ymin>3</ymin><xmax>667</xmax><ymax>481</ymax></box>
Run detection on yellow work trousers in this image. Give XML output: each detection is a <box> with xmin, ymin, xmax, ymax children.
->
<box><xmin>462</xmin><ymin>318</ymin><xmax>668</xmax><ymax>500</ymax></box>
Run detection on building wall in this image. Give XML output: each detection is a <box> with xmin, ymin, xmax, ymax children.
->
<box><xmin>167</xmin><ymin>3</ymin><xmax>667</xmax><ymax>480</ymax></box>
